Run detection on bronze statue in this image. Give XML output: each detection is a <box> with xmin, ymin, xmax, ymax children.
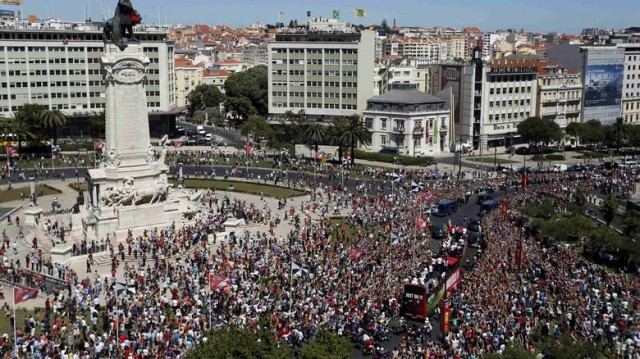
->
<box><xmin>103</xmin><ymin>0</ymin><xmax>142</xmax><ymax>51</ymax></box>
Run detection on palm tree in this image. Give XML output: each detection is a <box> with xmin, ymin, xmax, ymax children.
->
<box><xmin>303</xmin><ymin>122</ymin><xmax>326</xmax><ymax>161</ymax></box>
<box><xmin>1</xmin><ymin>116</ymin><xmax>36</xmax><ymax>150</ymax></box>
<box><xmin>338</xmin><ymin>115</ymin><xmax>371</xmax><ymax>165</ymax></box>
<box><xmin>41</xmin><ymin>109</ymin><xmax>67</xmax><ymax>145</ymax></box>
<box><xmin>609</xmin><ymin>117</ymin><xmax>630</xmax><ymax>150</ymax></box>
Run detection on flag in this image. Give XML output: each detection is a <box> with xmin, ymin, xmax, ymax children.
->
<box><xmin>410</xmin><ymin>181</ymin><xmax>424</xmax><ymax>192</ymax></box>
<box><xmin>279</xmin><ymin>11</ymin><xmax>284</xmax><ymax>15</ymax></box>
<box><xmin>354</xmin><ymin>8</ymin><xmax>366</xmax><ymax>18</ymax></box>
<box><xmin>426</xmin><ymin>121</ymin><xmax>430</xmax><ymax>139</ymax></box>
<box><xmin>415</xmin><ymin>216</ymin><xmax>427</xmax><ymax>229</ymax></box>
<box><xmin>421</xmin><ymin>191</ymin><xmax>433</xmax><ymax>201</ymax></box>
<box><xmin>332</xmin><ymin>9</ymin><xmax>340</xmax><ymax>20</ymax></box>
<box><xmin>208</xmin><ymin>274</ymin><xmax>231</xmax><ymax>291</ymax></box>
<box><xmin>292</xmin><ymin>262</ymin><xmax>310</xmax><ymax>277</ymax></box>
<box><xmin>306</xmin><ymin>10</ymin><xmax>311</xmax><ymax>17</ymax></box>
<box><xmin>14</xmin><ymin>287</ymin><xmax>38</xmax><ymax>304</ymax></box>
<box><xmin>94</xmin><ymin>140</ymin><xmax>104</xmax><ymax>152</ymax></box>
<box><xmin>349</xmin><ymin>247</ymin><xmax>365</xmax><ymax>260</ymax></box>
<box><xmin>315</xmin><ymin>151</ymin><xmax>323</xmax><ymax>160</ymax></box>
<box><xmin>516</xmin><ymin>240</ymin><xmax>524</xmax><ymax>266</ymax></box>
<box><xmin>173</xmin><ymin>141</ymin><xmax>182</xmax><ymax>148</ymax></box>
<box><xmin>391</xmin><ymin>233</ymin><xmax>400</xmax><ymax>245</ymax></box>
<box><xmin>434</xmin><ymin>119</ymin><xmax>439</xmax><ymax>143</ymax></box>
<box><xmin>392</xmin><ymin>173</ymin><xmax>404</xmax><ymax>183</ymax></box>
<box><xmin>6</xmin><ymin>144</ymin><xmax>17</xmax><ymax>157</ymax></box>
<box><xmin>114</xmin><ymin>282</ymin><xmax>136</xmax><ymax>297</ymax></box>
<box><xmin>245</xmin><ymin>142</ymin><xmax>255</xmax><ymax>157</ymax></box>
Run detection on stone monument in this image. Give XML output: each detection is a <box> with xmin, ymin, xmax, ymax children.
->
<box><xmin>82</xmin><ymin>3</ymin><xmax>188</xmax><ymax>240</ymax></box>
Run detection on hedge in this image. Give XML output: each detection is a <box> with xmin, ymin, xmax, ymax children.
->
<box><xmin>353</xmin><ymin>149</ymin><xmax>434</xmax><ymax>166</ymax></box>
<box><xmin>530</xmin><ymin>154</ymin><xmax>565</xmax><ymax>161</ymax></box>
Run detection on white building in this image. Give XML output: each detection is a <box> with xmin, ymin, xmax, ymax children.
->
<box><xmin>535</xmin><ymin>61</ymin><xmax>582</xmax><ymax>130</ymax></box>
<box><xmin>363</xmin><ymin>85</ymin><xmax>451</xmax><ymax>156</ymax></box>
<box><xmin>268</xmin><ymin>20</ymin><xmax>375</xmax><ymax>121</ymax></box>
<box><xmin>0</xmin><ymin>20</ymin><xmax>176</xmax><ymax>117</ymax></box>
<box><xmin>620</xmin><ymin>43</ymin><xmax>640</xmax><ymax>123</ymax></box>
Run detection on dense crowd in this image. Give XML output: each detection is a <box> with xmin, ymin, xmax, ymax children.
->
<box><xmin>0</xmin><ymin>158</ymin><xmax>638</xmax><ymax>358</ymax></box>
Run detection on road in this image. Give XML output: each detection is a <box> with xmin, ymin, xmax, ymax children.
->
<box><xmin>177</xmin><ymin>121</ymin><xmax>244</xmax><ymax>146</ymax></box>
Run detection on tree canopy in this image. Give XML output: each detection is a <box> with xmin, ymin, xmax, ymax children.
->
<box><xmin>186</xmin><ymin>84</ymin><xmax>224</xmax><ymax>118</ymax></box>
<box><xmin>185</xmin><ymin>328</ymin><xmax>290</xmax><ymax>359</ymax></box>
<box><xmin>516</xmin><ymin>117</ymin><xmax>562</xmax><ymax>145</ymax></box>
<box><xmin>224</xmin><ymin>65</ymin><xmax>268</xmax><ymax>121</ymax></box>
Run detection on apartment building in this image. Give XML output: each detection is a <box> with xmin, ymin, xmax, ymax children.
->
<box><xmin>384</xmin><ymin>36</ymin><xmax>468</xmax><ymax>63</ymax></box>
<box><xmin>0</xmin><ymin>20</ymin><xmax>176</xmax><ymax>117</ymax></box>
<box><xmin>175</xmin><ymin>57</ymin><xmax>203</xmax><ymax>107</ymax></box>
<box><xmin>620</xmin><ymin>43</ymin><xmax>640</xmax><ymax>123</ymax></box>
<box><xmin>535</xmin><ymin>61</ymin><xmax>582</xmax><ymax>130</ymax></box>
<box><xmin>363</xmin><ymin>84</ymin><xmax>451</xmax><ymax>156</ymax></box>
<box><xmin>267</xmin><ymin>18</ymin><xmax>375</xmax><ymax>120</ymax></box>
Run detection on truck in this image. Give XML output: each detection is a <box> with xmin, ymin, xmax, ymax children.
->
<box><xmin>479</xmin><ymin>200</ymin><xmax>500</xmax><ymax>216</ymax></box>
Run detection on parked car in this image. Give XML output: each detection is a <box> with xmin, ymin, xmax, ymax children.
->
<box><xmin>515</xmin><ymin>147</ymin><xmax>529</xmax><ymax>155</ymax></box>
<box><xmin>467</xmin><ymin>219</ymin><xmax>482</xmax><ymax>232</ymax></box>
<box><xmin>205</xmin><ymin>133</ymin><xmax>214</xmax><ymax>141</ymax></box>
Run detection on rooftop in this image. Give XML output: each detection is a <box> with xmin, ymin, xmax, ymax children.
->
<box><xmin>368</xmin><ymin>88</ymin><xmax>445</xmax><ymax>105</ymax></box>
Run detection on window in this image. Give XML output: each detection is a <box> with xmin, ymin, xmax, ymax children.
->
<box><xmin>381</xmin><ymin>118</ymin><xmax>387</xmax><ymax>130</ymax></box>
<box><xmin>381</xmin><ymin>135</ymin><xmax>387</xmax><ymax>145</ymax></box>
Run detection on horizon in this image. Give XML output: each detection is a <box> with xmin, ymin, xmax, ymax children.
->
<box><xmin>9</xmin><ymin>0</ymin><xmax>639</xmax><ymax>34</ymax></box>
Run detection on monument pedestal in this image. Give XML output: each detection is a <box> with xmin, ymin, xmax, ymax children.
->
<box><xmin>24</xmin><ymin>206</ymin><xmax>44</xmax><ymax>226</ymax></box>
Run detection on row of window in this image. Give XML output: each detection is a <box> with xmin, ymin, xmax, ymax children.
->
<box><xmin>488</xmin><ymin>112</ymin><xmax>530</xmax><ymax>121</ymax></box>
<box><xmin>272</xmin><ymin>81</ymin><xmax>357</xmax><ymax>88</ymax></box>
<box><xmin>272</xmin><ymin>91</ymin><xmax>356</xmax><ymax>99</ymax></box>
<box><xmin>273</xmin><ymin>102</ymin><xmax>356</xmax><ymax>110</ymax></box>
<box><xmin>489</xmin><ymin>99</ymin><xmax>532</xmax><ymax>107</ymax></box>
<box><xmin>489</xmin><ymin>87</ymin><xmax>532</xmax><ymax>95</ymax></box>
<box><xmin>272</xmin><ymin>48</ymin><xmax>357</xmax><ymax>55</ymax></box>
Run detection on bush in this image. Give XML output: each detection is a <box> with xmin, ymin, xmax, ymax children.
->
<box><xmin>354</xmin><ymin>149</ymin><xmax>434</xmax><ymax>166</ymax></box>
<box><xmin>530</xmin><ymin>154</ymin><xmax>565</xmax><ymax>161</ymax></box>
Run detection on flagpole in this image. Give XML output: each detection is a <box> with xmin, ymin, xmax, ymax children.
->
<box><xmin>12</xmin><ymin>287</ymin><xmax>16</xmax><ymax>358</ymax></box>
<box><xmin>289</xmin><ymin>254</ymin><xmax>293</xmax><ymax>317</ymax></box>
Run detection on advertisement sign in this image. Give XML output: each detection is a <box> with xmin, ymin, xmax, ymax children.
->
<box><xmin>402</xmin><ymin>284</ymin><xmax>427</xmax><ymax>319</ymax></box>
<box><xmin>445</xmin><ymin>267</ymin><xmax>461</xmax><ymax>292</ymax></box>
<box><xmin>441</xmin><ymin>300</ymin><xmax>451</xmax><ymax>334</ymax></box>
<box><xmin>584</xmin><ymin>64</ymin><xmax>623</xmax><ymax>108</ymax></box>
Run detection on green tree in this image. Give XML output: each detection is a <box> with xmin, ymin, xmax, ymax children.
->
<box><xmin>628</xmin><ymin>124</ymin><xmax>640</xmax><ymax>151</ymax></box>
<box><xmin>12</xmin><ymin>103</ymin><xmax>46</xmax><ymax>145</ymax></box>
<box><xmin>622</xmin><ymin>209</ymin><xmax>640</xmax><ymax>237</ymax></box>
<box><xmin>299</xmin><ymin>331</ymin><xmax>352</xmax><ymax>359</ymax></box>
<box><xmin>484</xmin><ymin>344</ymin><xmax>536</xmax><ymax>359</ymax></box>
<box><xmin>602</xmin><ymin>195</ymin><xmax>619</xmax><ymax>227</ymax></box>
<box><xmin>303</xmin><ymin>122</ymin><xmax>326</xmax><ymax>159</ymax></box>
<box><xmin>185</xmin><ymin>328</ymin><xmax>290</xmax><ymax>359</ymax></box>
<box><xmin>89</xmin><ymin>111</ymin><xmax>106</xmax><ymax>138</ymax></box>
<box><xmin>517</xmin><ymin>117</ymin><xmax>562</xmax><ymax>145</ymax></box>
<box><xmin>337</xmin><ymin>115</ymin><xmax>371</xmax><ymax>165</ymax></box>
<box><xmin>224</xmin><ymin>65</ymin><xmax>268</xmax><ymax>120</ymax></box>
<box><xmin>186</xmin><ymin>84</ymin><xmax>224</xmax><ymax>118</ymax></box>
<box><xmin>580</xmin><ymin>120</ymin><xmax>605</xmax><ymax>145</ymax></box>
<box><xmin>240</xmin><ymin>115</ymin><xmax>273</xmax><ymax>145</ymax></box>
<box><xmin>278</xmin><ymin>110</ymin><xmax>309</xmax><ymax>144</ymax></box>
<box><xmin>564</xmin><ymin>122</ymin><xmax>583</xmax><ymax>144</ymax></box>
<box><xmin>607</xmin><ymin>117</ymin><xmax>630</xmax><ymax>150</ymax></box>
<box><xmin>40</xmin><ymin>109</ymin><xmax>67</xmax><ymax>145</ymax></box>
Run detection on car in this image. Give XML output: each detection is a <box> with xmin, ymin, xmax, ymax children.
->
<box><xmin>185</xmin><ymin>129</ymin><xmax>194</xmax><ymax>136</ymax></box>
<box><xmin>204</xmin><ymin>133</ymin><xmax>214</xmax><ymax>141</ymax></box>
<box><xmin>467</xmin><ymin>219</ymin><xmax>481</xmax><ymax>232</ymax></box>
<box><xmin>467</xmin><ymin>231</ymin><xmax>484</xmax><ymax>248</ymax></box>
<box><xmin>515</xmin><ymin>147</ymin><xmax>529</xmax><ymax>155</ymax></box>
<box><xmin>175</xmin><ymin>126</ymin><xmax>185</xmax><ymax>135</ymax></box>
<box><xmin>185</xmin><ymin>138</ymin><xmax>197</xmax><ymax>146</ymax></box>
<box><xmin>196</xmin><ymin>138</ymin><xmax>209</xmax><ymax>146</ymax></box>
<box><xmin>196</xmin><ymin>125</ymin><xmax>206</xmax><ymax>135</ymax></box>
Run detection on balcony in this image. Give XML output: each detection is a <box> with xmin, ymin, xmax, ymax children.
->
<box><xmin>413</xmin><ymin>126</ymin><xmax>424</xmax><ymax>134</ymax></box>
<box><xmin>393</xmin><ymin>127</ymin><xmax>406</xmax><ymax>134</ymax></box>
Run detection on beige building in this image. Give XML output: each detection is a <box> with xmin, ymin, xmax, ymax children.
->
<box><xmin>535</xmin><ymin>61</ymin><xmax>582</xmax><ymax>131</ymax></box>
<box><xmin>202</xmin><ymin>69</ymin><xmax>231</xmax><ymax>94</ymax></box>
<box><xmin>175</xmin><ymin>57</ymin><xmax>203</xmax><ymax>108</ymax></box>
<box><xmin>620</xmin><ymin>44</ymin><xmax>640</xmax><ymax>124</ymax></box>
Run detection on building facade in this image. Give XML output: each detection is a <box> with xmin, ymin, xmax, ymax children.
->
<box><xmin>175</xmin><ymin>57</ymin><xmax>203</xmax><ymax>108</ymax></box>
<box><xmin>267</xmin><ymin>20</ymin><xmax>375</xmax><ymax>121</ymax></box>
<box><xmin>536</xmin><ymin>61</ymin><xmax>582</xmax><ymax>130</ymax></box>
<box><xmin>620</xmin><ymin>44</ymin><xmax>640</xmax><ymax>123</ymax></box>
<box><xmin>0</xmin><ymin>22</ymin><xmax>176</xmax><ymax>117</ymax></box>
<box><xmin>363</xmin><ymin>85</ymin><xmax>451</xmax><ymax>156</ymax></box>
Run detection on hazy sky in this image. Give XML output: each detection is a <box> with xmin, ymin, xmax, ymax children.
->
<box><xmin>18</xmin><ymin>0</ymin><xmax>639</xmax><ymax>33</ymax></box>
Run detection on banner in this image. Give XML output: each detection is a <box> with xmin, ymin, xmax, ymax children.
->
<box><xmin>14</xmin><ymin>287</ymin><xmax>38</xmax><ymax>304</ymax></box>
<box><xmin>441</xmin><ymin>299</ymin><xmax>451</xmax><ymax>334</ymax></box>
<box><xmin>349</xmin><ymin>247</ymin><xmax>365</xmax><ymax>260</ymax></box>
<box><xmin>521</xmin><ymin>172</ymin><xmax>528</xmax><ymax>188</ymax></box>
<box><xmin>332</xmin><ymin>9</ymin><xmax>340</xmax><ymax>20</ymax></box>
<box><xmin>245</xmin><ymin>142</ymin><xmax>254</xmax><ymax>156</ymax></box>
<box><xmin>445</xmin><ymin>267</ymin><xmax>461</xmax><ymax>292</ymax></box>
<box><xmin>209</xmin><ymin>274</ymin><xmax>231</xmax><ymax>291</ymax></box>
<box><xmin>354</xmin><ymin>8</ymin><xmax>366</xmax><ymax>18</ymax></box>
<box><xmin>516</xmin><ymin>240</ymin><xmax>524</xmax><ymax>266</ymax></box>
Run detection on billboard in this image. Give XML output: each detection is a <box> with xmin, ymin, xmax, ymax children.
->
<box><xmin>584</xmin><ymin>64</ymin><xmax>623</xmax><ymax>108</ymax></box>
<box><xmin>0</xmin><ymin>0</ymin><xmax>23</xmax><ymax>5</ymax></box>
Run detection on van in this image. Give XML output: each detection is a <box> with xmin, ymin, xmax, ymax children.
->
<box><xmin>196</xmin><ymin>125</ymin><xmax>206</xmax><ymax>135</ymax></box>
<box><xmin>435</xmin><ymin>199</ymin><xmax>458</xmax><ymax>217</ymax></box>
<box><xmin>479</xmin><ymin>200</ymin><xmax>499</xmax><ymax>215</ymax></box>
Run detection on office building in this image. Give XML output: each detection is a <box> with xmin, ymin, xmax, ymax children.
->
<box><xmin>0</xmin><ymin>20</ymin><xmax>176</xmax><ymax>118</ymax></box>
<box><xmin>175</xmin><ymin>57</ymin><xmax>203</xmax><ymax>108</ymax></box>
<box><xmin>363</xmin><ymin>84</ymin><xmax>451</xmax><ymax>156</ymax></box>
<box><xmin>267</xmin><ymin>18</ymin><xmax>375</xmax><ymax>121</ymax></box>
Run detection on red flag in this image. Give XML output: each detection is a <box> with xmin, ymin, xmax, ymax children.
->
<box><xmin>420</xmin><ymin>191</ymin><xmax>432</xmax><ymax>202</ymax></box>
<box><xmin>349</xmin><ymin>247</ymin><xmax>365</xmax><ymax>261</ymax></box>
<box><xmin>516</xmin><ymin>240</ymin><xmax>524</xmax><ymax>266</ymax></box>
<box><xmin>425</xmin><ymin>121</ymin><xmax>430</xmax><ymax>139</ymax></box>
<box><xmin>315</xmin><ymin>151</ymin><xmax>323</xmax><ymax>160</ymax></box>
<box><xmin>94</xmin><ymin>141</ymin><xmax>104</xmax><ymax>152</ymax></box>
<box><xmin>173</xmin><ymin>141</ymin><xmax>182</xmax><ymax>148</ymax></box>
<box><xmin>245</xmin><ymin>142</ymin><xmax>254</xmax><ymax>157</ymax></box>
<box><xmin>14</xmin><ymin>287</ymin><xmax>38</xmax><ymax>304</ymax></box>
<box><xmin>346</xmin><ymin>150</ymin><xmax>352</xmax><ymax>160</ymax></box>
<box><xmin>7</xmin><ymin>145</ymin><xmax>17</xmax><ymax>157</ymax></box>
<box><xmin>415</xmin><ymin>216</ymin><xmax>427</xmax><ymax>229</ymax></box>
<box><xmin>208</xmin><ymin>274</ymin><xmax>231</xmax><ymax>291</ymax></box>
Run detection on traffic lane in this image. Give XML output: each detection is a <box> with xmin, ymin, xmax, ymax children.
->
<box><xmin>177</xmin><ymin>121</ymin><xmax>243</xmax><ymax>146</ymax></box>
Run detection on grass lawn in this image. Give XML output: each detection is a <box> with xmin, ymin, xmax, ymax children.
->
<box><xmin>0</xmin><ymin>308</ymin><xmax>47</xmax><ymax>337</ymax></box>
<box><xmin>177</xmin><ymin>178</ymin><xmax>307</xmax><ymax>198</ymax></box>
<box><xmin>467</xmin><ymin>157</ymin><xmax>517</xmax><ymax>164</ymax></box>
<box><xmin>327</xmin><ymin>217</ymin><xmax>358</xmax><ymax>244</ymax></box>
<box><xmin>0</xmin><ymin>184</ymin><xmax>61</xmax><ymax>203</ymax></box>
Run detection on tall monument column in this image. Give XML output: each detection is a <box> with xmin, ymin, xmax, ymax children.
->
<box><xmin>102</xmin><ymin>44</ymin><xmax>151</xmax><ymax>168</ymax></box>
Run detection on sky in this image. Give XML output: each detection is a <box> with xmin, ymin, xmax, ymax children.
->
<box><xmin>15</xmin><ymin>0</ymin><xmax>640</xmax><ymax>34</ymax></box>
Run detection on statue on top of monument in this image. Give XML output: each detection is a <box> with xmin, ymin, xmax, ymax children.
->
<box><xmin>103</xmin><ymin>0</ymin><xmax>142</xmax><ymax>51</ymax></box>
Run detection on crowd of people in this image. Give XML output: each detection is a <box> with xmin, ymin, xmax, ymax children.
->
<box><xmin>0</xmin><ymin>156</ymin><xmax>637</xmax><ymax>358</ymax></box>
